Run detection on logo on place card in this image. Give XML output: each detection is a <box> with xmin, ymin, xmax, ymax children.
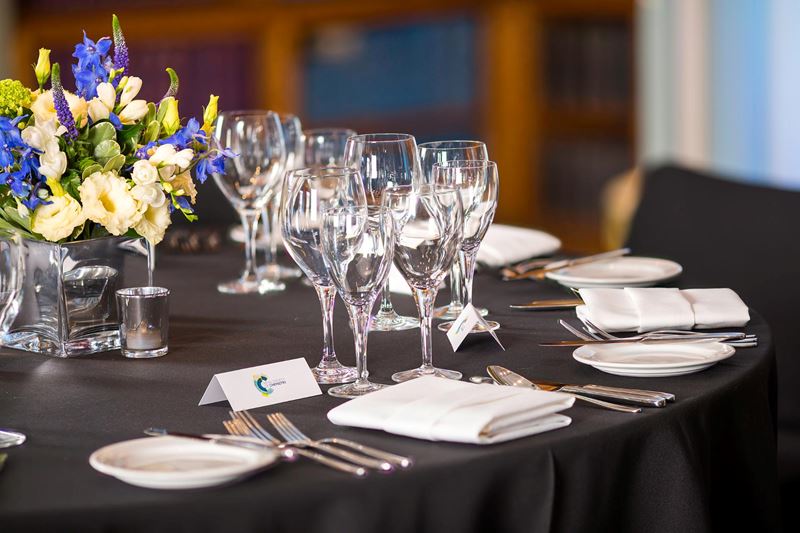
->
<box><xmin>253</xmin><ymin>374</ymin><xmax>288</xmax><ymax>397</ymax></box>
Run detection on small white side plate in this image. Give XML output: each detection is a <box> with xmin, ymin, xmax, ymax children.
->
<box><xmin>573</xmin><ymin>341</ymin><xmax>735</xmax><ymax>377</ymax></box>
<box><xmin>545</xmin><ymin>257</ymin><xmax>683</xmax><ymax>288</ymax></box>
<box><xmin>89</xmin><ymin>436</ymin><xmax>279</xmax><ymax>490</ymax></box>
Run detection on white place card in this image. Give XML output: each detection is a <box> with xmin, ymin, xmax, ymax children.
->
<box><xmin>199</xmin><ymin>358</ymin><xmax>322</xmax><ymax>411</ymax></box>
<box><xmin>446</xmin><ymin>303</ymin><xmax>505</xmax><ymax>351</ymax></box>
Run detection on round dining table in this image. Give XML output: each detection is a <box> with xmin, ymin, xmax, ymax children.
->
<box><xmin>0</xmin><ymin>245</ymin><xmax>779</xmax><ymax>533</ymax></box>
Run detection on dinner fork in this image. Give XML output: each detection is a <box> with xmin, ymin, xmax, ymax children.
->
<box><xmin>267</xmin><ymin>412</ymin><xmax>413</xmax><ymax>470</ymax></box>
<box><xmin>225</xmin><ymin>413</ymin><xmax>367</xmax><ymax>477</ymax></box>
<box><xmin>578</xmin><ymin>317</ymin><xmax>757</xmax><ymax>347</ymax></box>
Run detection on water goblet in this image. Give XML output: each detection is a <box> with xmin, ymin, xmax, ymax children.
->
<box><xmin>303</xmin><ymin>128</ymin><xmax>357</xmax><ymax>167</ymax></box>
<box><xmin>259</xmin><ymin>113</ymin><xmax>304</xmax><ymax>282</ymax></box>
<box><xmin>281</xmin><ymin>167</ymin><xmax>366</xmax><ymax>384</ymax></box>
<box><xmin>434</xmin><ymin>160</ymin><xmax>500</xmax><ymax>333</ymax></box>
<box><xmin>344</xmin><ymin>133</ymin><xmax>420</xmax><ymax>331</ymax></box>
<box><xmin>320</xmin><ymin>206</ymin><xmax>395</xmax><ymax>398</ymax></box>
<box><xmin>418</xmin><ymin>140</ymin><xmax>489</xmax><ymax>320</ymax></box>
<box><xmin>383</xmin><ymin>185</ymin><xmax>464</xmax><ymax>382</ymax></box>
<box><xmin>212</xmin><ymin>110</ymin><xmax>286</xmax><ymax>294</ymax></box>
<box><xmin>0</xmin><ymin>231</ymin><xmax>26</xmax><ymax>448</ymax></box>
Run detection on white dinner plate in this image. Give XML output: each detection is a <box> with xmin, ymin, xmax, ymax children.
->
<box><xmin>545</xmin><ymin>256</ymin><xmax>682</xmax><ymax>288</ymax></box>
<box><xmin>89</xmin><ymin>436</ymin><xmax>279</xmax><ymax>489</ymax></box>
<box><xmin>573</xmin><ymin>341</ymin><xmax>735</xmax><ymax>377</ymax></box>
<box><xmin>478</xmin><ymin>224</ymin><xmax>561</xmax><ymax>267</ymax></box>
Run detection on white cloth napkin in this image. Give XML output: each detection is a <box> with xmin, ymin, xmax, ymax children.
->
<box><xmin>327</xmin><ymin>376</ymin><xmax>574</xmax><ymax>445</ymax></box>
<box><xmin>477</xmin><ymin>224</ymin><xmax>561</xmax><ymax>267</ymax></box>
<box><xmin>576</xmin><ymin>288</ymin><xmax>750</xmax><ymax>333</ymax></box>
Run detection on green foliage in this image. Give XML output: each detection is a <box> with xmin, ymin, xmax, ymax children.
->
<box><xmin>0</xmin><ymin>79</ymin><xmax>31</xmax><ymax>118</ymax></box>
<box><xmin>93</xmin><ymin>139</ymin><xmax>121</xmax><ymax>165</ymax></box>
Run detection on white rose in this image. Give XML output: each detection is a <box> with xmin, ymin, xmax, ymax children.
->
<box><xmin>133</xmin><ymin>201</ymin><xmax>171</xmax><ymax>245</ymax></box>
<box><xmin>131</xmin><ymin>182</ymin><xmax>166</xmax><ymax>208</ymax></box>
<box><xmin>39</xmin><ymin>149</ymin><xmax>67</xmax><ymax>181</ymax></box>
<box><xmin>31</xmin><ymin>194</ymin><xmax>85</xmax><ymax>242</ymax></box>
<box><xmin>148</xmin><ymin>144</ymin><xmax>176</xmax><ymax>165</ymax></box>
<box><xmin>119</xmin><ymin>77</ymin><xmax>142</xmax><ymax>107</ymax></box>
<box><xmin>117</xmin><ymin>100</ymin><xmax>148</xmax><ymax>124</ymax></box>
<box><xmin>21</xmin><ymin>118</ymin><xmax>60</xmax><ymax>151</ymax></box>
<box><xmin>79</xmin><ymin>171</ymin><xmax>142</xmax><ymax>235</ymax></box>
<box><xmin>172</xmin><ymin>148</ymin><xmax>194</xmax><ymax>170</ymax></box>
<box><xmin>131</xmin><ymin>160</ymin><xmax>158</xmax><ymax>186</ymax></box>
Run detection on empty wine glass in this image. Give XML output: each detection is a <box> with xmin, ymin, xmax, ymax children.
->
<box><xmin>344</xmin><ymin>133</ymin><xmax>420</xmax><ymax>332</ymax></box>
<box><xmin>418</xmin><ymin>140</ymin><xmax>489</xmax><ymax>320</ymax></box>
<box><xmin>0</xmin><ymin>231</ymin><xmax>26</xmax><ymax>448</ymax></box>
<box><xmin>303</xmin><ymin>128</ymin><xmax>357</xmax><ymax>167</ymax></box>
<box><xmin>434</xmin><ymin>160</ymin><xmax>500</xmax><ymax>334</ymax></box>
<box><xmin>384</xmin><ymin>184</ymin><xmax>464</xmax><ymax>382</ymax></box>
<box><xmin>320</xmin><ymin>206</ymin><xmax>395</xmax><ymax>398</ymax></box>
<box><xmin>213</xmin><ymin>110</ymin><xmax>287</xmax><ymax>294</ymax></box>
<box><xmin>259</xmin><ymin>113</ymin><xmax>303</xmax><ymax>283</ymax></box>
<box><xmin>281</xmin><ymin>167</ymin><xmax>366</xmax><ymax>384</ymax></box>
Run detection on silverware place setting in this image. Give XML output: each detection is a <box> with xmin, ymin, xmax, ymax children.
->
<box><xmin>501</xmin><ymin>248</ymin><xmax>630</xmax><ymax>281</ymax></box>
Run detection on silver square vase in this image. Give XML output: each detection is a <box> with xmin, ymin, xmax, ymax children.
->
<box><xmin>3</xmin><ymin>236</ymin><xmax>153</xmax><ymax>358</ymax></box>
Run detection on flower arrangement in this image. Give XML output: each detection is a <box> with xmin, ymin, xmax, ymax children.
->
<box><xmin>0</xmin><ymin>14</ymin><xmax>232</xmax><ymax>245</ymax></box>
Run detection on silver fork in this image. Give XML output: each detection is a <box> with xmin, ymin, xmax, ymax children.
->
<box><xmin>263</xmin><ymin>412</ymin><xmax>394</xmax><ymax>473</ymax></box>
<box><xmin>226</xmin><ymin>412</ymin><xmax>367</xmax><ymax>477</ymax></box>
<box><xmin>579</xmin><ymin>317</ymin><xmax>757</xmax><ymax>347</ymax></box>
<box><xmin>268</xmin><ymin>412</ymin><xmax>413</xmax><ymax>470</ymax></box>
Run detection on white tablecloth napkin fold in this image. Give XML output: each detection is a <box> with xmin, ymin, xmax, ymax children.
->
<box><xmin>477</xmin><ymin>224</ymin><xmax>561</xmax><ymax>267</ymax></box>
<box><xmin>327</xmin><ymin>376</ymin><xmax>574</xmax><ymax>444</ymax></box>
<box><xmin>576</xmin><ymin>287</ymin><xmax>750</xmax><ymax>332</ymax></box>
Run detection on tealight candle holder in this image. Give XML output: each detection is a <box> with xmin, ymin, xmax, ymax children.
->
<box><xmin>116</xmin><ymin>287</ymin><xmax>169</xmax><ymax>359</ymax></box>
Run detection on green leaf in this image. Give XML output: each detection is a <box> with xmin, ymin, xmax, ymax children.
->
<box><xmin>103</xmin><ymin>153</ymin><xmax>126</xmax><ymax>172</ymax></box>
<box><xmin>82</xmin><ymin>164</ymin><xmax>103</xmax><ymax>179</ymax></box>
<box><xmin>93</xmin><ymin>139</ymin><xmax>121</xmax><ymax>165</ymax></box>
<box><xmin>88</xmin><ymin>122</ymin><xmax>116</xmax><ymax>147</ymax></box>
<box><xmin>143</xmin><ymin>120</ymin><xmax>160</xmax><ymax>143</ymax></box>
<box><xmin>62</xmin><ymin>171</ymin><xmax>81</xmax><ymax>199</ymax></box>
<box><xmin>144</xmin><ymin>102</ymin><xmax>157</xmax><ymax>125</ymax></box>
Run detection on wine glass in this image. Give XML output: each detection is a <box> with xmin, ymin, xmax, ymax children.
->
<box><xmin>281</xmin><ymin>167</ymin><xmax>365</xmax><ymax>384</ymax></box>
<box><xmin>434</xmin><ymin>160</ymin><xmax>500</xmax><ymax>333</ymax></box>
<box><xmin>303</xmin><ymin>128</ymin><xmax>357</xmax><ymax>167</ymax></box>
<box><xmin>320</xmin><ymin>206</ymin><xmax>395</xmax><ymax>398</ymax></box>
<box><xmin>418</xmin><ymin>140</ymin><xmax>489</xmax><ymax>320</ymax></box>
<box><xmin>383</xmin><ymin>184</ymin><xmax>464</xmax><ymax>382</ymax></box>
<box><xmin>213</xmin><ymin>110</ymin><xmax>287</xmax><ymax>294</ymax></box>
<box><xmin>344</xmin><ymin>133</ymin><xmax>420</xmax><ymax>331</ymax></box>
<box><xmin>0</xmin><ymin>231</ymin><xmax>26</xmax><ymax>448</ymax></box>
<box><xmin>259</xmin><ymin>113</ymin><xmax>303</xmax><ymax>282</ymax></box>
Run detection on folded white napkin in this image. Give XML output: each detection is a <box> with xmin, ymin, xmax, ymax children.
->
<box><xmin>327</xmin><ymin>376</ymin><xmax>574</xmax><ymax>445</ymax></box>
<box><xmin>477</xmin><ymin>224</ymin><xmax>561</xmax><ymax>267</ymax></box>
<box><xmin>576</xmin><ymin>288</ymin><xmax>750</xmax><ymax>333</ymax></box>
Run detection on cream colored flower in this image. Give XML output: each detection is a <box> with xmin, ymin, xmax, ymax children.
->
<box><xmin>22</xmin><ymin>119</ymin><xmax>67</xmax><ymax>181</ymax></box>
<box><xmin>117</xmin><ymin>100</ymin><xmax>147</xmax><ymax>124</ymax></box>
<box><xmin>30</xmin><ymin>89</ymin><xmax>88</xmax><ymax>128</ymax></box>
<box><xmin>133</xmin><ymin>201</ymin><xmax>171</xmax><ymax>245</ymax></box>
<box><xmin>131</xmin><ymin>160</ymin><xmax>159</xmax><ymax>186</ymax></box>
<box><xmin>131</xmin><ymin>182</ymin><xmax>166</xmax><ymax>208</ymax></box>
<box><xmin>87</xmin><ymin>82</ymin><xmax>116</xmax><ymax>122</ymax></box>
<box><xmin>39</xmin><ymin>149</ymin><xmax>67</xmax><ymax>181</ymax></box>
<box><xmin>79</xmin><ymin>171</ymin><xmax>141</xmax><ymax>235</ymax></box>
<box><xmin>31</xmin><ymin>194</ymin><xmax>85</xmax><ymax>242</ymax></box>
<box><xmin>118</xmin><ymin>76</ymin><xmax>142</xmax><ymax>107</ymax></box>
<box><xmin>170</xmin><ymin>171</ymin><xmax>197</xmax><ymax>204</ymax></box>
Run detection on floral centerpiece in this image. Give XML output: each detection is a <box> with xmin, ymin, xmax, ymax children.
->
<box><xmin>0</xmin><ymin>14</ymin><xmax>231</xmax><ymax>245</ymax></box>
<box><xmin>0</xmin><ymin>15</ymin><xmax>233</xmax><ymax>357</ymax></box>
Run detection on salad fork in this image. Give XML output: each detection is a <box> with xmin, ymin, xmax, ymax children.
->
<box><xmin>578</xmin><ymin>318</ymin><xmax>757</xmax><ymax>347</ymax></box>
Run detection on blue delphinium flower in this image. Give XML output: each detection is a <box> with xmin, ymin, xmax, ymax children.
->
<box><xmin>73</xmin><ymin>32</ymin><xmax>112</xmax><ymax>70</ymax></box>
<box><xmin>161</xmin><ymin>118</ymin><xmax>201</xmax><ymax>150</ymax></box>
<box><xmin>72</xmin><ymin>32</ymin><xmax>112</xmax><ymax>99</ymax></box>
<box><xmin>0</xmin><ymin>116</ymin><xmax>26</xmax><ymax>168</ymax></box>
<box><xmin>195</xmin><ymin>147</ymin><xmax>235</xmax><ymax>184</ymax></box>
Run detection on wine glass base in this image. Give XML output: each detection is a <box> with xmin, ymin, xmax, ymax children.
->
<box><xmin>437</xmin><ymin>320</ymin><xmax>501</xmax><ymax>333</ymax></box>
<box><xmin>370</xmin><ymin>311</ymin><xmax>419</xmax><ymax>331</ymax></box>
<box><xmin>328</xmin><ymin>381</ymin><xmax>389</xmax><ymax>399</ymax></box>
<box><xmin>312</xmin><ymin>361</ymin><xmax>358</xmax><ymax>384</ymax></box>
<box><xmin>391</xmin><ymin>367</ymin><xmax>462</xmax><ymax>383</ymax></box>
<box><xmin>433</xmin><ymin>305</ymin><xmax>489</xmax><ymax>320</ymax></box>
<box><xmin>217</xmin><ymin>278</ymin><xmax>286</xmax><ymax>294</ymax></box>
<box><xmin>0</xmin><ymin>429</ymin><xmax>26</xmax><ymax>448</ymax></box>
<box><xmin>257</xmin><ymin>264</ymin><xmax>303</xmax><ymax>281</ymax></box>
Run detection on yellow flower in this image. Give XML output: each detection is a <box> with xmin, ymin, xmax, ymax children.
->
<box><xmin>202</xmin><ymin>94</ymin><xmax>218</xmax><ymax>135</ymax></box>
<box><xmin>160</xmin><ymin>96</ymin><xmax>180</xmax><ymax>135</ymax></box>
<box><xmin>31</xmin><ymin>89</ymin><xmax>88</xmax><ymax>128</ymax></box>
<box><xmin>31</xmin><ymin>194</ymin><xmax>85</xmax><ymax>242</ymax></box>
<box><xmin>34</xmin><ymin>48</ymin><xmax>51</xmax><ymax>88</ymax></box>
<box><xmin>79</xmin><ymin>171</ymin><xmax>141</xmax><ymax>235</ymax></box>
<box><xmin>133</xmin><ymin>201</ymin><xmax>171</xmax><ymax>245</ymax></box>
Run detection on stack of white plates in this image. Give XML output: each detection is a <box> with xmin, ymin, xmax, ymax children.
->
<box><xmin>545</xmin><ymin>257</ymin><xmax>682</xmax><ymax>288</ymax></box>
<box><xmin>573</xmin><ymin>341</ymin><xmax>735</xmax><ymax>377</ymax></box>
<box><xmin>89</xmin><ymin>436</ymin><xmax>279</xmax><ymax>489</ymax></box>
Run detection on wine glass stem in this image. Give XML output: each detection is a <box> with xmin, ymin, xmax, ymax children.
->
<box><xmin>459</xmin><ymin>248</ymin><xmax>479</xmax><ymax>307</ymax></box>
<box><xmin>347</xmin><ymin>303</ymin><xmax>371</xmax><ymax>387</ymax></box>
<box><xmin>269</xmin><ymin>196</ymin><xmax>280</xmax><ymax>267</ymax></box>
<box><xmin>261</xmin><ymin>205</ymin><xmax>275</xmax><ymax>266</ymax></box>
<box><xmin>239</xmin><ymin>209</ymin><xmax>260</xmax><ymax>280</ymax></box>
<box><xmin>448</xmin><ymin>261</ymin><xmax>463</xmax><ymax>308</ymax></box>
<box><xmin>412</xmin><ymin>287</ymin><xmax>437</xmax><ymax>371</ymax></box>
<box><xmin>378</xmin><ymin>280</ymin><xmax>395</xmax><ymax>315</ymax></box>
<box><xmin>314</xmin><ymin>284</ymin><xmax>337</xmax><ymax>363</ymax></box>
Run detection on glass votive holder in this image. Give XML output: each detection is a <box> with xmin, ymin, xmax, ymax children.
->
<box><xmin>116</xmin><ymin>287</ymin><xmax>169</xmax><ymax>359</ymax></box>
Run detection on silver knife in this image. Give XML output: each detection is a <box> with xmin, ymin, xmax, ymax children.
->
<box><xmin>144</xmin><ymin>428</ymin><xmax>277</xmax><ymax>451</ymax></box>
<box><xmin>509</xmin><ymin>298</ymin><xmax>583</xmax><ymax>310</ymax></box>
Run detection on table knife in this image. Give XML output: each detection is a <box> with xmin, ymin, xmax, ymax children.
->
<box><xmin>508</xmin><ymin>248</ymin><xmax>630</xmax><ymax>280</ymax></box>
<box><xmin>509</xmin><ymin>298</ymin><xmax>583</xmax><ymax>310</ymax></box>
<box><xmin>143</xmin><ymin>428</ymin><xmax>277</xmax><ymax>451</ymax></box>
<box><xmin>486</xmin><ymin>366</ymin><xmax>643</xmax><ymax>413</ymax></box>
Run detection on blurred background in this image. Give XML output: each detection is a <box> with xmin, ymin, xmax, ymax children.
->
<box><xmin>0</xmin><ymin>0</ymin><xmax>798</xmax><ymax>252</ymax></box>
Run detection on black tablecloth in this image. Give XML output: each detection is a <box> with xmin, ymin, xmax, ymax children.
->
<box><xmin>0</xmin><ymin>248</ymin><xmax>779</xmax><ymax>533</ymax></box>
